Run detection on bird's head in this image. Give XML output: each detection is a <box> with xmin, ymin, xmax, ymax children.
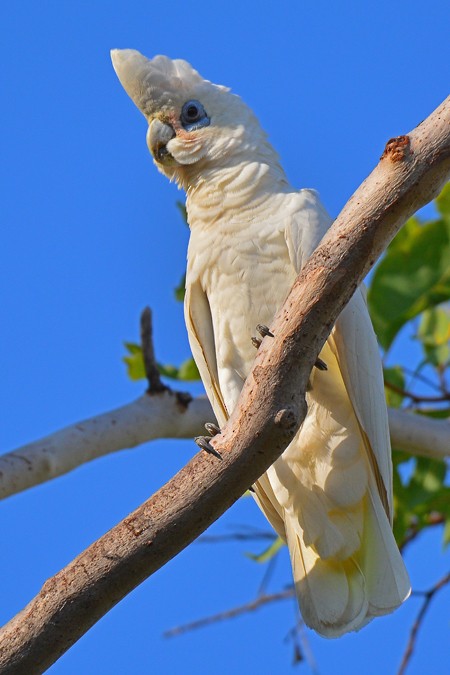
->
<box><xmin>111</xmin><ymin>49</ymin><xmax>272</xmax><ymax>188</ymax></box>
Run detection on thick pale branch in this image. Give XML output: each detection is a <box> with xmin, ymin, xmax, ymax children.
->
<box><xmin>1</xmin><ymin>397</ymin><xmax>448</xmax><ymax>503</ymax></box>
<box><xmin>388</xmin><ymin>408</ymin><xmax>450</xmax><ymax>460</ymax></box>
<box><xmin>1</xmin><ymin>97</ymin><xmax>449</xmax><ymax>673</ymax></box>
<box><xmin>0</xmin><ymin>393</ymin><xmax>211</xmax><ymax>501</ymax></box>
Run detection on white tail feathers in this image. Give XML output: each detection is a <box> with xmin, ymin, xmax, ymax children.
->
<box><xmin>281</xmin><ymin>476</ymin><xmax>410</xmax><ymax>638</ymax></box>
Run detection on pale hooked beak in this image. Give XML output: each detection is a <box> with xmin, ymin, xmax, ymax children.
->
<box><xmin>147</xmin><ymin>118</ymin><xmax>176</xmax><ymax>164</ymax></box>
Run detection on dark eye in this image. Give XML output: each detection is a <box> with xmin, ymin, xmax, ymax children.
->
<box><xmin>180</xmin><ymin>99</ymin><xmax>210</xmax><ymax>131</ymax></box>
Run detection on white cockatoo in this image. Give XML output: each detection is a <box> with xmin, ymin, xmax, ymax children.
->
<box><xmin>111</xmin><ymin>49</ymin><xmax>410</xmax><ymax>637</ymax></box>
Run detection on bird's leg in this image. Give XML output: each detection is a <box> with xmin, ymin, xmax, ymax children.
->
<box><xmin>256</xmin><ymin>324</ymin><xmax>274</xmax><ymax>338</ymax></box>
<box><xmin>251</xmin><ymin>324</ymin><xmax>273</xmax><ymax>349</ymax></box>
<box><xmin>195</xmin><ymin>436</ymin><xmax>222</xmax><ymax>460</ymax></box>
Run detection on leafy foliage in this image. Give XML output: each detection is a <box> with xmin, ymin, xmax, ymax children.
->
<box><xmin>367</xmin><ymin>183</ymin><xmax>450</xmax><ymax>352</ymax></box>
<box><xmin>368</xmin><ymin>184</ymin><xmax>450</xmax><ymax>551</ymax></box>
<box><xmin>123</xmin><ymin>343</ymin><xmax>200</xmax><ymax>382</ymax></box>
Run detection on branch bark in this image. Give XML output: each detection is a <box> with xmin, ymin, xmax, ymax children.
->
<box><xmin>1</xmin><ymin>395</ymin><xmax>448</xmax><ymax>502</ymax></box>
<box><xmin>0</xmin><ymin>393</ymin><xmax>211</xmax><ymax>501</ymax></box>
<box><xmin>1</xmin><ymin>97</ymin><xmax>449</xmax><ymax>674</ymax></box>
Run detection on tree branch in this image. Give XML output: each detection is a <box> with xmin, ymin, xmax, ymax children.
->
<box><xmin>0</xmin><ymin>97</ymin><xmax>449</xmax><ymax>673</ymax></box>
<box><xmin>1</xmin><ymin>394</ymin><xmax>448</xmax><ymax>503</ymax></box>
<box><xmin>0</xmin><ymin>393</ymin><xmax>211</xmax><ymax>501</ymax></box>
<box><xmin>164</xmin><ymin>588</ymin><xmax>296</xmax><ymax>637</ymax></box>
<box><xmin>140</xmin><ymin>306</ymin><xmax>168</xmax><ymax>393</ymax></box>
<box><xmin>398</xmin><ymin>572</ymin><xmax>450</xmax><ymax>675</ymax></box>
<box><xmin>387</xmin><ymin>408</ymin><xmax>450</xmax><ymax>460</ymax></box>
<box><xmin>384</xmin><ymin>380</ymin><xmax>450</xmax><ymax>404</ymax></box>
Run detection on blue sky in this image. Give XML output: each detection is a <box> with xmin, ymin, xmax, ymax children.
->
<box><xmin>1</xmin><ymin>2</ymin><xmax>449</xmax><ymax>674</ymax></box>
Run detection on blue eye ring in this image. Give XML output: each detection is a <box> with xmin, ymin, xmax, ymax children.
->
<box><xmin>180</xmin><ymin>99</ymin><xmax>210</xmax><ymax>131</ymax></box>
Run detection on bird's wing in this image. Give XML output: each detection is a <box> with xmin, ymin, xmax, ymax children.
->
<box><xmin>328</xmin><ymin>291</ymin><xmax>392</xmax><ymax>516</ymax></box>
<box><xmin>184</xmin><ymin>279</ymin><xmax>229</xmax><ymax>428</ymax></box>
<box><xmin>185</xmin><ymin>277</ymin><xmax>287</xmax><ymax>537</ymax></box>
<box><xmin>284</xmin><ymin>189</ymin><xmax>392</xmax><ymax>518</ymax></box>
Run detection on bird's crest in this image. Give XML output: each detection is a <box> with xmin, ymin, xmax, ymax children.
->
<box><xmin>111</xmin><ymin>49</ymin><xmax>229</xmax><ymax>119</ymax></box>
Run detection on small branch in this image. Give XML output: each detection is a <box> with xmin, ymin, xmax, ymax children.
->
<box><xmin>388</xmin><ymin>408</ymin><xmax>450</xmax><ymax>460</ymax></box>
<box><xmin>385</xmin><ymin>380</ymin><xmax>450</xmax><ymax>404</ymax></box>
<box><xmin>199</xmin><ymin>530</ymin><xmax>277</xmax><ymax>544</ymax></box>
<box><xmin>399</xmin><ymin>513</ymin><xmax>445</xmax><ymax>552</ymax></box>
<box><xmin>398</xmin><ymin>572</ymin><xmax>450</xmax><ymax>675</ymax></box>
<box><xmin>140</xmin><ymin>307</ymin><xmax>167</xmax><ymax>393</ymax></box>
<box><xmin>164</xmin><ymin>588</ymin><xmax>295</xmax><ymax>637</ymax></box>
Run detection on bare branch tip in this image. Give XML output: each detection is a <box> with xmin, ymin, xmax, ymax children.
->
<box><xmin>140</xmin><ymin>306</ymin><xmax>168</xmax><ymax>395</ymax></box>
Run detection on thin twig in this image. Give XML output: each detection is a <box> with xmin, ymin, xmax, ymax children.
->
<box><xmin>198</xmin><ymin>531</ymin><xmax>277</xmax><ymax>544</ymax></box>
<box><xmin>164</xmin><ymin>588</ymin><xmax>295</xmax><ymax>637</ymax></box>
<box><xmin>384</xmin><ymin>380</ymin><xmax>450</xmax><ymax>404</ymax></box>
<box><xmin>140</xmin><ymin>307</ymin><xmax>167</xmax><ymax>394</ymax></box>
<box><xmin>399</xmin><ymin>514</ymin><xmax>445</xmax><ymax>552</ymax></box>
<box><xmin>402</xmin><ymin>366</ymin><xmax>445</xmax><ymax>393</ymax></box>
<box><xmin>285</xmin><ymin>619</ymin><xmax>320</xmax><ymax>674</ymax></box>
<box><xmin>398</xmin><ymin>572</ymin><xmax>450</xmax><ymax>675</ymax></box>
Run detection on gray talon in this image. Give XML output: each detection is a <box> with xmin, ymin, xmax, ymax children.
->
<box><xmin>251</xmin><ymin>337</ymin><xmax>262</xmax><ymax>349</ymax></box>
<box><xmin>256</xmin><ymin>324</ymin><xmax>274</xmax><ymax>338</ymax></box>
<box><xmin>205</xmin><ymin>422</ymin><xmax>221</xmax><ymax>436</ymax></box>
<box><xmin>248</xmin><ymin>486</ymin><xmax>255</xmax><ymax>493</ymax></box>
<box><xmin>195</xmin><ymin>436</ymin><xmax>222</xmax><ymax>460</ymax></box>
<box><xmin>314</xmin><ymin>358</ymin><xmax>328</xmax><ymax>371</ymax></box>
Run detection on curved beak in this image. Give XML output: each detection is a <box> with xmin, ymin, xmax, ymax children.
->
<box><xmin>147</xmin><ymin>118</ymin><xmax>176</xmax><ymax>164</ymax></box>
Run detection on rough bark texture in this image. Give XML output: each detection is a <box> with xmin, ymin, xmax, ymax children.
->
<box><xmin>0</xmin><ymin>96</ymin><xmax>449</xmax><ymax>674</ymax></box>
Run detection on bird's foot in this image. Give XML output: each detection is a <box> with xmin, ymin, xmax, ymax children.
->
<box><xmin>256</xmin><ymin>324</ymin><xmax>274</xmax><ymax>338</ymax></box>
<box><xmin>195</xmin><ymin>435</ymin><xmax>222</xmax><ymax>460</ymax></box>
<box><xmin>204</xmin><ymin>422</ymin><xmax>221</xmax><ymax>436</ymax></box>
<box><xmin>251</xmin><ymin>336</ymin><xmax>262</xmax><ymax>349</ymax></box>
<box><xmin>314</xmin><ymin>357</ymin><xmax>328</xmax><ymax>371</ymax></box>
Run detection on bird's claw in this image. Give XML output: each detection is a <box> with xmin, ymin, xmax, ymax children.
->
<box><xmin>314</xmin><ymin>358</ymin><xmax>328</xmax><ymax>371</ymax></box>
<box><xmin>251</xmin><ymin>337</ymin><xmax>262</xmax><ymax>349</ymax></box>
<box><xmin>195</xmin><ymin>436</ymin><xmax>222</xmax><ymax>460</ymax></box>
<box><xmin>256</xmin><ymin>324</ymin><xmax>274</xmax><ymax>338</ymax></box>
<box><xmin>204</xmin><ymin>422</ymin><xmax>221</xmax><ymax>436</ymax></box>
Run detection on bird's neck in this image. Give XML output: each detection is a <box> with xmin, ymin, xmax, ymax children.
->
<box><xmin>184</xmin><ymin>153</ymin><xmax>290</xmax><ymax>230</ymax></box>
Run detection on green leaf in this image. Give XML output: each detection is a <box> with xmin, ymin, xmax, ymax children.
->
<box><xmin>443</xmin><ymin>518</ymin><xmax>450</xmax><ymax>548</ymax></box>
<box><xmin>123</xmin><ymin>342</ymin><xmax>146</xmax><ymax>381</ymax></box>
<box><xmin>416</xmin><ymin>407</ymin><xmax>450</xmax><ymax>419</ymax></box>
<box><xmin>246</xmin><ymin>536</ymin><xmax>284</xmax><ymax>563</ymax></box>
<box><xmin>156</xmin><ymin>358</ymin><xmax>200</xmax><ymax>381</ymax></box>
<box><xmin>367</xmin><ymin>207</ymin><xmax>450</xmax><ymax>350</ymax></box>
<box><xmin>406</xmin><ymin>457</ymin><xmax>447</xmax><ymax>508</ymax></box>
<box><xmin>177</xmin><ymin>357</ymin><xmax>200</xmax><ymax>381</ymax></box>
<box><xmin>123</xmin><ymin>343</ymin><xmax>200</xmax><ymax>383</ymax></box>
<box><xmin>174</xmin><ymin>273</ymin><xmax>186</xmax><ymax>302</ymax></box>
<box><xmin>176</xmin><ymin>200</ymin><xmax>188</xmax><ymax>224</ymax></box>
<box><xmin>384</xmin><ymin>366</ymin><xmax>405</xmax><ymax>407</ymax></box>
<box><xmin>436</xmin><ymin>182</ymin><xmax>450</xmax><ymax>223</ymax></box>
<box><xmin>416</xmin><ymin>306</ymin><xmax>450</xmax><ymax>367</ymax></box>
<box><xmin>157</xmin><ymin>362</ymin><xmax>180</xmax><ymax>379</ymax></box>
<box><xmin>392</xmin><ymin>450</ymin><xmax>450</xmax><ymax>549</ymax></box>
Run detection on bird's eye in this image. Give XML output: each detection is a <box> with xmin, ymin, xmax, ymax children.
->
<box><xmin>180</xmin><ymin>100</ymin><xmax>210</xmax><ymax>131</ymax></box>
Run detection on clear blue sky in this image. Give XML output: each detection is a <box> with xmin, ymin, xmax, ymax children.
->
<box><xmin>1</xmin><ymin>2</ymin><xmax>449</xmax><ymax>674</ymax></box>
